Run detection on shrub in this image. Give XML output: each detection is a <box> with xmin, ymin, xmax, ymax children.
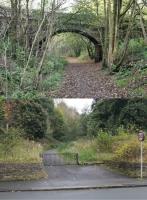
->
<box><xmin>97</xmin><ymin>130</ymin><xmax>113</xmax><ymax>152</ymax></box>
<box><xmin>11</xmin><ymin>101</ymin><xmax>47</xmax><ymax>140</ymax></box>
<box><xmin>128</xmin><ymin>39</ymin><xmax>144</xmax><ymax>54</ymax></box>
<box><xmin>89</xmin><ymin>99</ymin><xmax>147</xmax><ymax>134</ymax></box>
<box><xmin>113</xmin><ymin>140</ymin><xmax>147</xmax><ymax>163</ymax></box>
<box><xmin>41</xmin><ymin>72</ymin><xmax>62</xmax><ymax>91</ymax></box>
<box><xmin>42</xmin><ymin>60</ymin><xmax>55</xmax><ymax>75</ymax></box>
<box><xmin>51</xmin><ymin>109</ymin><xmax>66</xmax><ymax>141</ymax></box>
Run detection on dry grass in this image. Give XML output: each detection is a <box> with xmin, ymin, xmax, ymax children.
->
<box><xmin>0</xmin><ymin>139</ymin><xmax>43</xmax><ymax>164</ymax></box>
<box><xmin>0</xmin><ymin>170</ymin><xmax>48</xmax><ymax>181</ymax></box>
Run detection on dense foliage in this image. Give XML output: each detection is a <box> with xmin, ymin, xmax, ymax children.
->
<box><xmin>0</xmin><ymin>99</ymin><xmax>53</xmax><ymax>140</ymax></box>
<box><xmin>1</xmin><ymin>98</ymin><xmax>147</xmax><ymax>178</ymax></box>
<box><xmin>0</xmin><ymin>99</ymin><xmax>81</xmax><ymax>142</ymax></box>
<box><xmin>1</xmin><ymin>98</ymin><xmax>147</xmax><ymax>144</ymax></box>
<box><xmin>85</xmin><ymin>99</ymin><xmax>147</xmax><ymax>136</ymax></box>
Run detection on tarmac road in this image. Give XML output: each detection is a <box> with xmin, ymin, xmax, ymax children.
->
<box><xmin>0</xmin><ymin>187</ymin><xmax>147</xmax><ymax>200</ymax></box>
<box><xmin>0</xmin><ymin>165</ymin><xmax>144</xmax><ymax>191</ymax></box>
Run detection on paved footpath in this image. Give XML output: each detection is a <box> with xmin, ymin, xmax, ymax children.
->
<box><xmin>0</xmin><ymin>164</ymin><xmax>147</xmax><ymax>191</ymax></box>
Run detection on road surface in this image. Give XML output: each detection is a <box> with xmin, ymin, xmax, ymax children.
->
<box><xmin>0</xmin><ymin>164</ymin><xmax>144</xmax><ymax>191</ymax></box>
<box><xmin>0</xmin><ymin>187</ymin><xmax>147</xmax><ymax>199</ymax></box>
<box><xmin>0</xmin><ymin>150</ymin><xmax>147</xmax><ymax>191</ymax></box>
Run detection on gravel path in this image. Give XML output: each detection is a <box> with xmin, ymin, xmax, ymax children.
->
<box><xmin>49</xmin><ymin>58</ymin><xmax>128</xmax><ymax>98</ymax></box>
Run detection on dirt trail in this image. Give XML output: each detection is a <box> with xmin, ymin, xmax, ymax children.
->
<box><xmin>49</xmin><ymin>57</ymin><xmax>128</xmax><ymax>98</ymax></box>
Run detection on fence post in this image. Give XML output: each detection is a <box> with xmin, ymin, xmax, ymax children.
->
<box><xmin>76</xmin><ymin>153</ymin><xmax>79</xmax><ymax>165</ymax></box>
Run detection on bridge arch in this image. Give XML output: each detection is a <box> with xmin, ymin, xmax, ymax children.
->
<box><xmin>53</xmin><ymin>29</ymin><xmax>102</xmax><ymax>63</ymax></box>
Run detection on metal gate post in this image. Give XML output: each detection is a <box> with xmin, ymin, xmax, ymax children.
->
<box><xmin>76</xmin><ymin>153</ymin><xmax>79</xmax><ymax>165</ymax></box>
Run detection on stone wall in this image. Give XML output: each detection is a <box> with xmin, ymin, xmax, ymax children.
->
<box><xmin>0</xmin><ymin>163</ymin><xmax>47</xmax><ymax>181</ymax></box>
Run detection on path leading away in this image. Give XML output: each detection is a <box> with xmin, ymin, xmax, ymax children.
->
<box><xmin>49</xmin><ymin>58</ymin><xmax>128</xmax><ymax>98</ymax></box>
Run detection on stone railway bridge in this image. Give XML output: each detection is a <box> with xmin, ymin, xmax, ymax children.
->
<box><xmin>0</xmin><ymin>7</ymin><xmax>104</xmax><ymax>62</ymax></box>
<box><xmin>0</xmin><ymin>7</ymin><xmax>144</xmax><ymax>62</ymax></box>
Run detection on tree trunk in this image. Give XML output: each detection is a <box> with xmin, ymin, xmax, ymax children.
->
<box><xmin>116</xmin><ymin>1</ymin><xmax>136</xmax><ymax>68</ymax></box>
<box><xmin>95</xmin><ymin>44</ymin><xmax>102</xmax><ymax>62</ymax></box>
<box><xmin>102</xmin><ymin>0</ymin><xmax>136</xmax><ymax>71</ymax></box>
<box><xmin>138</xmin><ymin>6</ymin><xmax>147</xmax><ymax>44</ymax></box>
<box><xmin>35</xmin><ymin>0</ymin><xmax>56</xmax><ymax>89</ymax></box>
<box><xmin>10</xmin><ymin>0</ymin><xmax>19</xmax><ymax>58</ymax></box>
<box><xmin>25</xmin><ymin>0</ymin><xmax>30</xmax><ymax>50</ymax></box>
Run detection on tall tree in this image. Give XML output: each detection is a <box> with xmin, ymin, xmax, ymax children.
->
<box><xmin>102</xmin><ymin>0</ymin><xmax>137</xmax><ymax>70</ymax></box>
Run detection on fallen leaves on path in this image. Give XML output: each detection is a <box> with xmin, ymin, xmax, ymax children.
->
<box><xmin>48</xmin><ymin>62</ymin><xmax>128</xmax><ymax>98</ymax></box>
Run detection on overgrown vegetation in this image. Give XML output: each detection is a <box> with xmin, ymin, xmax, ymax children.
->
<box><xmin>114</xmin><ymin>38</ymin><xmax>147</xmax><ymax>96</ymax></box>
<box><xmin>0</xmin><ymin>39</ymin><xmax>67</xmax><ymax>97</ymax></box>
<box><xmin>0</xmin><ymin>1</ymin><xmax>68</xmax><ymax>98</ymax></box>
<box><xmin>1</xmin><ymin>98</ymin><xmax>147</xmax><ymax>178</ymax></box>
<box><xmin>82</xmin><ymin>99</ymin><xmax>147</xmax><ymax>137</ymax></box>
<box><xmin>58</xmin><ymin>128</ymin><xmax>147</xmax><ymax>177</ymax></box>
<box><xmin>0</xmin><ymin>128</ymin><xmax>43</xmax><ymax>163</ymax></box>
<box><xmin>52</xmin><ymin>33</ymin><xmax>94</xmax><ymax>61</ymax></box>
<box><xmin>0</xmin><ymin>98</ymin><xmax>81</xmax><ymax>164</ymax></box>
<box><xmin>56</xmin><ymin>98</ymin><xmax>147</xmax><ymax>177</ymax></box>
<box><xmin>58</xmin><ymin>128</ymin><xmax>130</xmax><ymax>164</ymax></box>
<box><xmin>0</xmin><ymin>1</ymin><xmax>147</xmax><ymax>97</ymax></box>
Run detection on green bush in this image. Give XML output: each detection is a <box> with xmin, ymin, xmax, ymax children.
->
<box><xmin>51</xmin><ymin>109</ymin><xmax>66</xmax><ymax>141</ymax></box>
<box><xmin>42</xmin><ymin>60</ymin><xmax>55</xmax><ymax>75</ymax></box>
<box><xmin>41</xmin><ymin>72</ymin><xmax>62</xmax><ymax>91</ymax></box>
<box><xmin>11</xmin><ymin>101</ymin><xmax>47</xmax><ymax>140</ymax></box>
<box><xmin>128</xmin><ymin>39</ymin><xmax>144</xmax><ymax>54</ymax></box>
<box><xmin>88</xmin><ymin>99</ymin><xmax>147</xmax><ymax>135</ymax></box>
<box><xmin>97</xmin><ymin>131</ymin><xmax>113</xmax><ymax>152</ymax></box>
<box><xmin>11</xmin><ymin>90</ymin><xmax>39</xmax><ymax>99</ymax></box>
